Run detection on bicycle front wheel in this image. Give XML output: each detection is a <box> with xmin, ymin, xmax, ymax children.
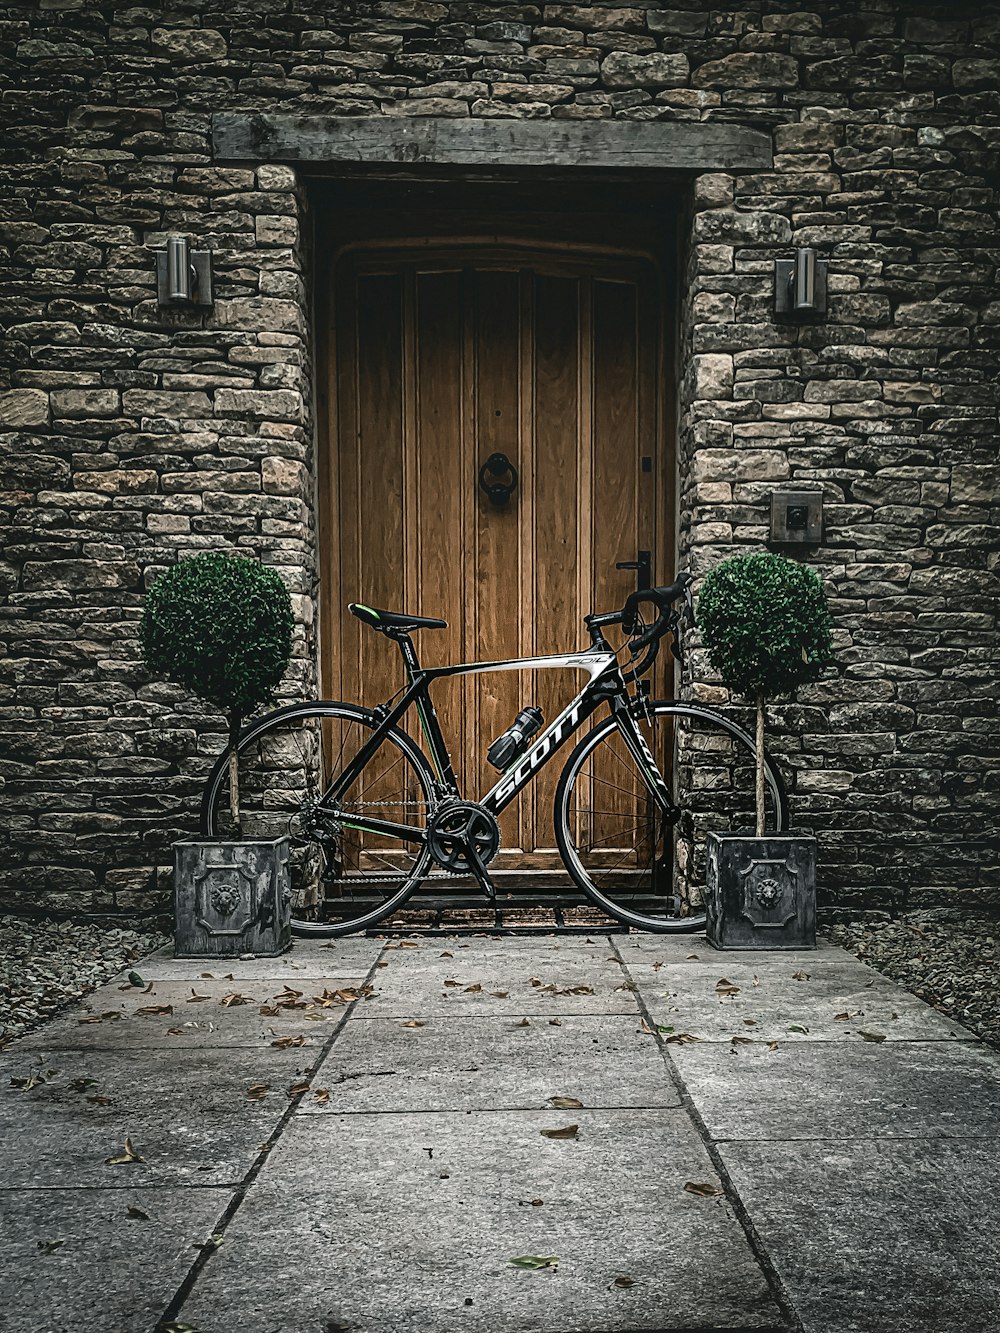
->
<box><xmin>554</xmin><ymin>701</ymin><xmax>788</xmax><ymax>933</ymax></box>
<box><xmin>200</xmin><ymin>702</ymin><xmax>435</xmax><ymax>937</ymax></box>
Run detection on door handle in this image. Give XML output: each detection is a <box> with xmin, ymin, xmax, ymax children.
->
<box><xmin>479</xmin><ymin>452</ymin><xmax>518</xmax><ymax>507</ymax></box>
<box><xmin>616</xmin><ymin>550</ymin><xmax>652</xmax><ymax>591</ymax></box>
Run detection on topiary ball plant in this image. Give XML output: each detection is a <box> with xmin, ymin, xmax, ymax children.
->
<box><xmin>698</xmin><ymin>552</ymin><xmax>832</xmax><ymax>837</ymax></box>
<box><xmin>141</xmin><ymin>552</ymin><xmax>294</xmax><ymax>835</ymax></box>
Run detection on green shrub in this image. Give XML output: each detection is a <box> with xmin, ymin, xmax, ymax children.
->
<box><xmin>699</xmin><ymin>552</ymin><xmax>833</xmax><ymax>835</ymax></box>
<box><xmin>141</xmin><ymin>553</ymin><xmax>294</xmax><ymax>831</ymax></box>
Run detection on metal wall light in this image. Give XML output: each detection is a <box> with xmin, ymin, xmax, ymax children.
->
<box><xmin>155</xmin><ymin>234</ymin><xmax>213</xmax><ymax>307</ymax></box>
<box><xmin>774</xmin><ymin>247</ymin><xmax>828</xmax><ymax>317</ymax></box>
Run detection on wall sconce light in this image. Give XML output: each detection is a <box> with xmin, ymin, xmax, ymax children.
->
<box><xmin>155</xmin><ymin>235</ymin><xmax>213</xmax><ymax>307</ymax></box>
<box><xmin>774</xmin><ymin>247</ymin><xmax>828</xmax><ymax>318</ymax></box>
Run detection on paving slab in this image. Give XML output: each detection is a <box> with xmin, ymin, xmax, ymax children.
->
<box><xmin>10</xmin><ymin>976</ymin><xmax>370</xmax><ymax>1051</ymax></box>
<box><xmin>180</xmin><ymin>1110</ymin><xmax>783</xmax><ymax>1333</ymax></box>
<box><xmin>670</xmin><ymin>1038</ymin><xmax>1000</xmax><ymax>1141</ymax></box>
<box><xmin>0</xmin><ymin>1186</ymin><xmax>230</xmax><ymax>1333</ymax></box>
<box><xmin>616</xmin><ymin>932</ymin><xmax>842</xmax><ymax>967</ymax></box>
<box><xmin>718</xmin><ymin>1138</ymin><xmax>1000</xmax><ymax>1333</ymax></box>
<box><xmin>303</xmin><ymin>1013</ymin><xmax>681</xmax><ymax>1112</ymax></box>
<box><xmin>124</xmin><ymin>934</ymin><xmax>384</xmax><ymax>981</ymax></box>
<box><xmin>362</xmin><ymin>946</ymin><xmax>639</xmax><ymax>1018</ymax></box>
<box><xmin>627</xmin><ymin>957</ymin><xmax>973</xmax><ymax>1043</ymax></box>
<box><xmin>0</xmin><ymin>1046</ymin><xmax>311</xmax><ymax>1186</ymax></box>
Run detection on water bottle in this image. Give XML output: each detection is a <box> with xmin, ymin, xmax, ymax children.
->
<box><xmin>486</xmin><ymin>707</ymin><xmax>544</xmax><ymax>771</ymax></box>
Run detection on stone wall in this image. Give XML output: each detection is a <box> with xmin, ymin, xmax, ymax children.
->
<box><xmin>1</xmin><ymin>1</ymin><xmax>998</xmax><ymax>914</ymax></box>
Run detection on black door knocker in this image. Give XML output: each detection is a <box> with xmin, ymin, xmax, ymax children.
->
<box><xmin>478</xmin><ymin>452</ymin><xmax>518</xmax><ymax>507</ymax></box>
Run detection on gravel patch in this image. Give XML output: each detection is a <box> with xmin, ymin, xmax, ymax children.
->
<box><xmin>0</xmin><ymin>916</ymin><xmax>168</xmax><ymax>1048</ymax></box>
<box><xmin>825</xmin><ymin>909</ymin><xmax>1000</xmax><ymax>1050</ymax></box>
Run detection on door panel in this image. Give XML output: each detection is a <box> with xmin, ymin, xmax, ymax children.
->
<box><xmin>330</xmin><ymin>246</ymin><xmax>668</xmax><ymax>865</ymax></box>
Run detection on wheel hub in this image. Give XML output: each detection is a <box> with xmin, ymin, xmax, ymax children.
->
<box><xmin>427</xmin><ymin>800</ymin><xmax>500</xmax><ymax>875</ymax></box>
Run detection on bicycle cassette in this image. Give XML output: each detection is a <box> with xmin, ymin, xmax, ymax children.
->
<box><xmin>427</xmin><ymin>800</ymin><xmax>500</xmax><ymax>875</ymax></box>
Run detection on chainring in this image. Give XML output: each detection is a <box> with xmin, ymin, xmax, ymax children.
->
<box><xmin>427</xmin><ymin>800</ymin><xmax>501</xmax><ymax>875</ymax></box>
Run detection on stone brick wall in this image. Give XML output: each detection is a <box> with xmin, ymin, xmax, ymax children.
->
<box><xmin>1</xmin><ymin>1</ymin><xmax>998</xmax><ymax>914</ymax></box>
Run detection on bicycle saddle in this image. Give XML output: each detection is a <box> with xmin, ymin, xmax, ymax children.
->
<box><xmin>349</xmin><ymin>603</ymin><xmax>448</xmax><ymax>632</ymax></box>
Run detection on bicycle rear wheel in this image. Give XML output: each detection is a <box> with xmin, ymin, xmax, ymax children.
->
<box><xmin>554</xmin><ymin>701</ymin><xmax>788</xmax><ymax>933</ymax></box>
<box><xmin>200</xmin><ymin>702</ymin><xmax>435</xmax><ymax>937</ymax></box>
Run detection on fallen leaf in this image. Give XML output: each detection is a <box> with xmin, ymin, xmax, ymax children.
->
<box><xmin>136</xmin><ymin>1005</ymin><xmax>173</xmax><ymax>1017</ymax></box>
<box><xmin>37</xmin><ymin>1238</ymin><xmax>65</xmax><ymax>1254</ymax></box>
<box><xmin>200</xmin><ymin>972</ymin><xmax>215</xmax><ymax>979</ymax></box>
<box><xmin>767</xmin><ymin>1041</ymin><xmax>779</xmax><ymax>1052</ymax></box>
<box><xmin>127</xmin><ymin>971</ymin><xmax>145</xmax><ymax>988</ymax></box>
<box><xmin>509</xmin><ymin>1255</ymin><xmax>559</xmax><ymax>1270</ymax></box>
<box><xmin>126</xmin><ymin>1204</ymin><xmax>149</xmax><ymax>1220</ymax></box>
<box><xmin>686</xmin><ymin>953</ymin><xmax>700</xmax><ymax>960</ymax></box>
<box><xmin>561</xmin><ymin>985</ymin><xmax>594</xmax><ymax>996</ymax></box>
<box><xmin>464</xmin><ymin>984</ymin><xmax>482</xmax><ymax>993</ymax></box>
<box><xmin>514</xmin><ymin>1018</ymin><xmax>531</xmax><ymax>1028</ymax></box>
<box><xmin>743</xmin><ymin>1018</ymin><xmax>757</xmax><ymax>1026</ymax></box>
<box><xmin>271</xmin><ymin>1036</ymin><xmax>306</xmax><ymax>1049</ymax></box>
<box><xmin>663</xmin><ymin>1032</ymin><xmax>701</xmax><ymax>1045</ymax></box>
<box><xmin>730</xmin><ymin>1036</ymin><xmax>754</xmax><ymax>1046</ymax></box>
<box><xmin>715</xmin><ymin>978</ymin><xmax>740</xmax><ymax>996</ymax></box>
<box><xmin>547</xmin><ymin>1096</ymin><xmax>584</xmax><ymax>1109</ymax></box>
<box><xmin>259</xmin><ymin>1005</ymin><xmax>279</xmax><ymax>1017</ymax></box>
<box><xmin>223</xmin><ymin>974</ymin><xmax>234</xmax><ymax>981</ymax></box>
<box><xmin>247</xmin><ymin>1084</ymin><xmax>269</xmax><ymax>1101</ymax></box>
<box><xmin>219</xmin><ymin>993</ymin><xmax>253</xmax><ymax>1008</ymax></box>
<box><xmin>833</xmin><ymin>1011</ymin><xmax>854</xmax><ymax>1022</ymax></box>
<box><xmin>440</xmin><ymin>951</ymin><xmax>453</xmax><ymax>958</ymax></box>
<box><xmin>10</xmin><ymin>1072</ymin><xmax>46</xmax><ymax>1091</ymax></box>
<box><xmin>313</xmin><ymin>1088</ymin><xmax>330</xmax><ymax>1105</ymax></box>
<box><xmin>652</xmin><ymin>960</ymin><xmax>664</xmax><ymax>971</ymax></box>
<box><xmin>684</xmin><ymin>1181</ymin><xmax>722</xmax><ymax>1197</ymax></box>
<box><xmin>858</xmin><ymin>1030</ymin><xmax>887</xmax><ymax>1043</ymax></box>
<box><xmin>787</xmin><ymin>1024</ymin><xmax>809</xmax><ymax>1034</ymax></box>
<box><xmin>547</xmin><ymin>1018</ymin><xmax>562</xmax><ymax>1026</ymax></box>
<box><xmin>540</xmin><ymin>1124</ymin><xmax>578</xmax><ymax>1140</ymax></box>
<box><xmin>165</xmin><ymin>1027</ymin><xmax>182</xmax><ymax>1036</ymax></box>
<box><xmin>752</xmin><ymin>974</ymin><xmax>760</xmax><ymax>987</ymax></box>
<box><xmin>489</xmin><ymin>990</ymin><xmax>509</xmax><ymax>998</ymax></box>
<box><xmin>791</xmin><ymin>970</ymin><xmax>810</xmax><ymax>981</ymax></box>
<box><xmin>528</xmin><ymin>977</ymin><xmax>542</xmax><ymax>987</ymax></box>
<box><xmin>402</xmin><ymin>1020</ymin><xmax>425</xmax><ymax>1029</ymax></box>
<box><xmin>87</xmin><ymin>1094</ymin><xmax>114</xmax><ymax>1106</ymax></box>
<box><xmin>611</xmin><ymin>1276</ymin><xmax>635</xmax><ymax>1289</ymax></box>
<box><xmin>286</xmin><ymin>1081</ymin><xmax>312</xmax><ymax>1097</ymax></box>
<box><xmin>105</xmin><ymin>1137</ymin><xmax>144</xmax><ymax>1166</ymax></box>
<box><xmin>187</xmin><ymin>991</ymin><xmax>212</xmax><ymax>1003</ymax></box>
<box><xmin>444</xmin><ymin>980</ymin><xmax>460</xmax><ymax>989</ymax></box>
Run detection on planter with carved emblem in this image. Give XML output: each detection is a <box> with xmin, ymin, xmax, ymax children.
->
<box><xmin>173</xmin><ymin>837</ymin><xmax>291</xmax><ymax>958</ymax></box>
<box><xmin>705</xmin><ymin>832</ymin><xmax>816</xmax><ymax>950</ymax></box>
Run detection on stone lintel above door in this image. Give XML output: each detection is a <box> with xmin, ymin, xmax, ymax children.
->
<box><xmin>212</xmin><ymin>113</ymin><xmax>773</xmax><ymax>174</ymax></box>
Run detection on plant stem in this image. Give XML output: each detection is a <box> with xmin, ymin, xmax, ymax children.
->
<box><xmin>755</xmin><ymin>691</ymin><xmax>765</xmax><ymax>839</ymax></box>
<box><xmin>228</xmin><ymin>715</ymin><xmax>241</xmax><ymax>838</ymax></box>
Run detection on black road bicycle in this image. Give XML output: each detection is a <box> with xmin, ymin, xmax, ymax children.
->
<box><xmin>200</xmin><ymin>574</ymin><xmax>788</xmax><ymax>937</ymax></box>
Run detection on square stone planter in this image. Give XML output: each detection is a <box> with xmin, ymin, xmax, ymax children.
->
<box><xmin>705</xmin><ymin>832</ymin><xmax>816</xmax><ymax>951</ymax></box>
<box><xmin>173</xmin><ymin>837</ymin><xmax>291</xmax><ymax>958</ymax></box>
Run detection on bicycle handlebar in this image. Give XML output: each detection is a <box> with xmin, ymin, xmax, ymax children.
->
<box><xmin>623</xmin><ymin>573</ymin><xmax>694</xmax><ymax>653</ymax></box>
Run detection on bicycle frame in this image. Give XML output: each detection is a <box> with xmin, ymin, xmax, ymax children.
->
<box><xmin>319</xmin><ymin>639</ymin><xmax>673</xmax><ymax>843</ymax></box>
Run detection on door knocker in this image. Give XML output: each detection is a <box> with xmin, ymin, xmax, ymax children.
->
<box><xmin>478</xmin><ymin>452</ymin><xmax>518</xmax><ymax>508</ymax></box>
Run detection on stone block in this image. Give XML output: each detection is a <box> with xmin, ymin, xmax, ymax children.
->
<box><xmin>601</xmin><ymin>51</ymin><xmax>689</xmax><ymax>89</ymax></box>
<box><xmin>0</xmin><ymin>389</ymin><xmax>48</xmax><ymax>427</ymax></box>
<box><xmin>121</xmin><ymin>390</ymin><xmax>212</xmax><ymax>418</ymax></box>
<box><xmin>151</xmin><ymin>27</ymin><xmax>227</xmax><ymax>62</ymax></box>
<box><xmin>50</xmin><ymin>388</ymin><xmax>120</xmax><ymax>418</ymax></box>
<box><xmin>692</xmin><ymin>53</ymin><xmax>800</xmax><ymax>89</ymax></box>
<box><xmin>215</xmin><ymin>388</ymin><xmax>304</xmax><ymax>422</ymax></box>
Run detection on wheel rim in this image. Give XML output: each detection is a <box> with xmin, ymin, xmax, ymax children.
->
<box><xmin>202</xmin><ymin>706</ymin><xmax>433</xmax><ymax>934</ymax></box>
<box><xmin>558</xmin><ymin>704</ymin><xmax>785</xmax><ymax>931</ymax></box>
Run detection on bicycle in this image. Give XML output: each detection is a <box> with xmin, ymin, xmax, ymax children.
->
<box><xmin>200</xmin><ymin>573</ymin><xmax>788</xmax><ymax>937</ymax></box>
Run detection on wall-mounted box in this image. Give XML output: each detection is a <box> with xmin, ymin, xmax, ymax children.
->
<box><xmin>770</xmin><ymin>489</ymin><xmax>823</xmax><ymax>544</ymax></box>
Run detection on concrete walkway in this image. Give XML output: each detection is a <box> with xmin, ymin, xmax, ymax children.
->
<box><xmin>2</xmin><ymin>931</ymin><xmax>998</xmax><ymax>1333</ymax></box>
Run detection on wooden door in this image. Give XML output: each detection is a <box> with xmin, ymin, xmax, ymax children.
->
<box><xmin>325</xmin><ymin>244</ymin><xmax>670</xmax><ymax>867</ymax></box>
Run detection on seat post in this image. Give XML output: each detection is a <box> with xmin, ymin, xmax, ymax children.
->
<box><xmin>389</xmin><ymin>629</ymin><xmax>422</xmax><ymax>682</ymax></box>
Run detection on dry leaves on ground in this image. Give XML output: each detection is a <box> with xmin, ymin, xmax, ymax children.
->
<box><xmin>683</xmin><ymin>1181</ymin><xmax>722</xmax><ymax>1197</ymax></box>
<box><xmin>715</xmin><ymin>978</ymin><xmax>740</xmax><ymax>997</ymax></box>
<box><xmin>105</xmin><ymin>1137</ymin><xmax>143</xmax><ymax>1166</ymax></box>
<box><xmin>547</xmin><ymin>1096</ymin><xmax>584</xmax><ymax>1109</ymax></box>
<box><xmin>540</xmin><ymin>1124</ymin><xmax>579</xmax><ymax>1140</ymax></box>
<box><xmin>510</xmin><ymin>1255</ymin><xmax>559</xmax><ymax>1270</ymax></box>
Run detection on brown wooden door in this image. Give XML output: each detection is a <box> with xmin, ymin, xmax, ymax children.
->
<box><xmin>325</xmin><ymin>245</ymin><xmax>670</xmax><ymax>867</ymax></box>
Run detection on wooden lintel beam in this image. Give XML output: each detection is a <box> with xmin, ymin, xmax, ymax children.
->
<box><xmin>212</xmin><ymin>113</ymin><xmax>773</xmax><ymax>173</ymax></box>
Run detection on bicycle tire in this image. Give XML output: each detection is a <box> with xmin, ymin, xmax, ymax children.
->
<box><xmin>200</xmin><ymin>701</ymin><xmax>436</xmax><ymax>938</ymax></box>
<box><xmin>554</xmin><ymin>701</ymin><xmax>789</xmax><ymax>933</ymax></box>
